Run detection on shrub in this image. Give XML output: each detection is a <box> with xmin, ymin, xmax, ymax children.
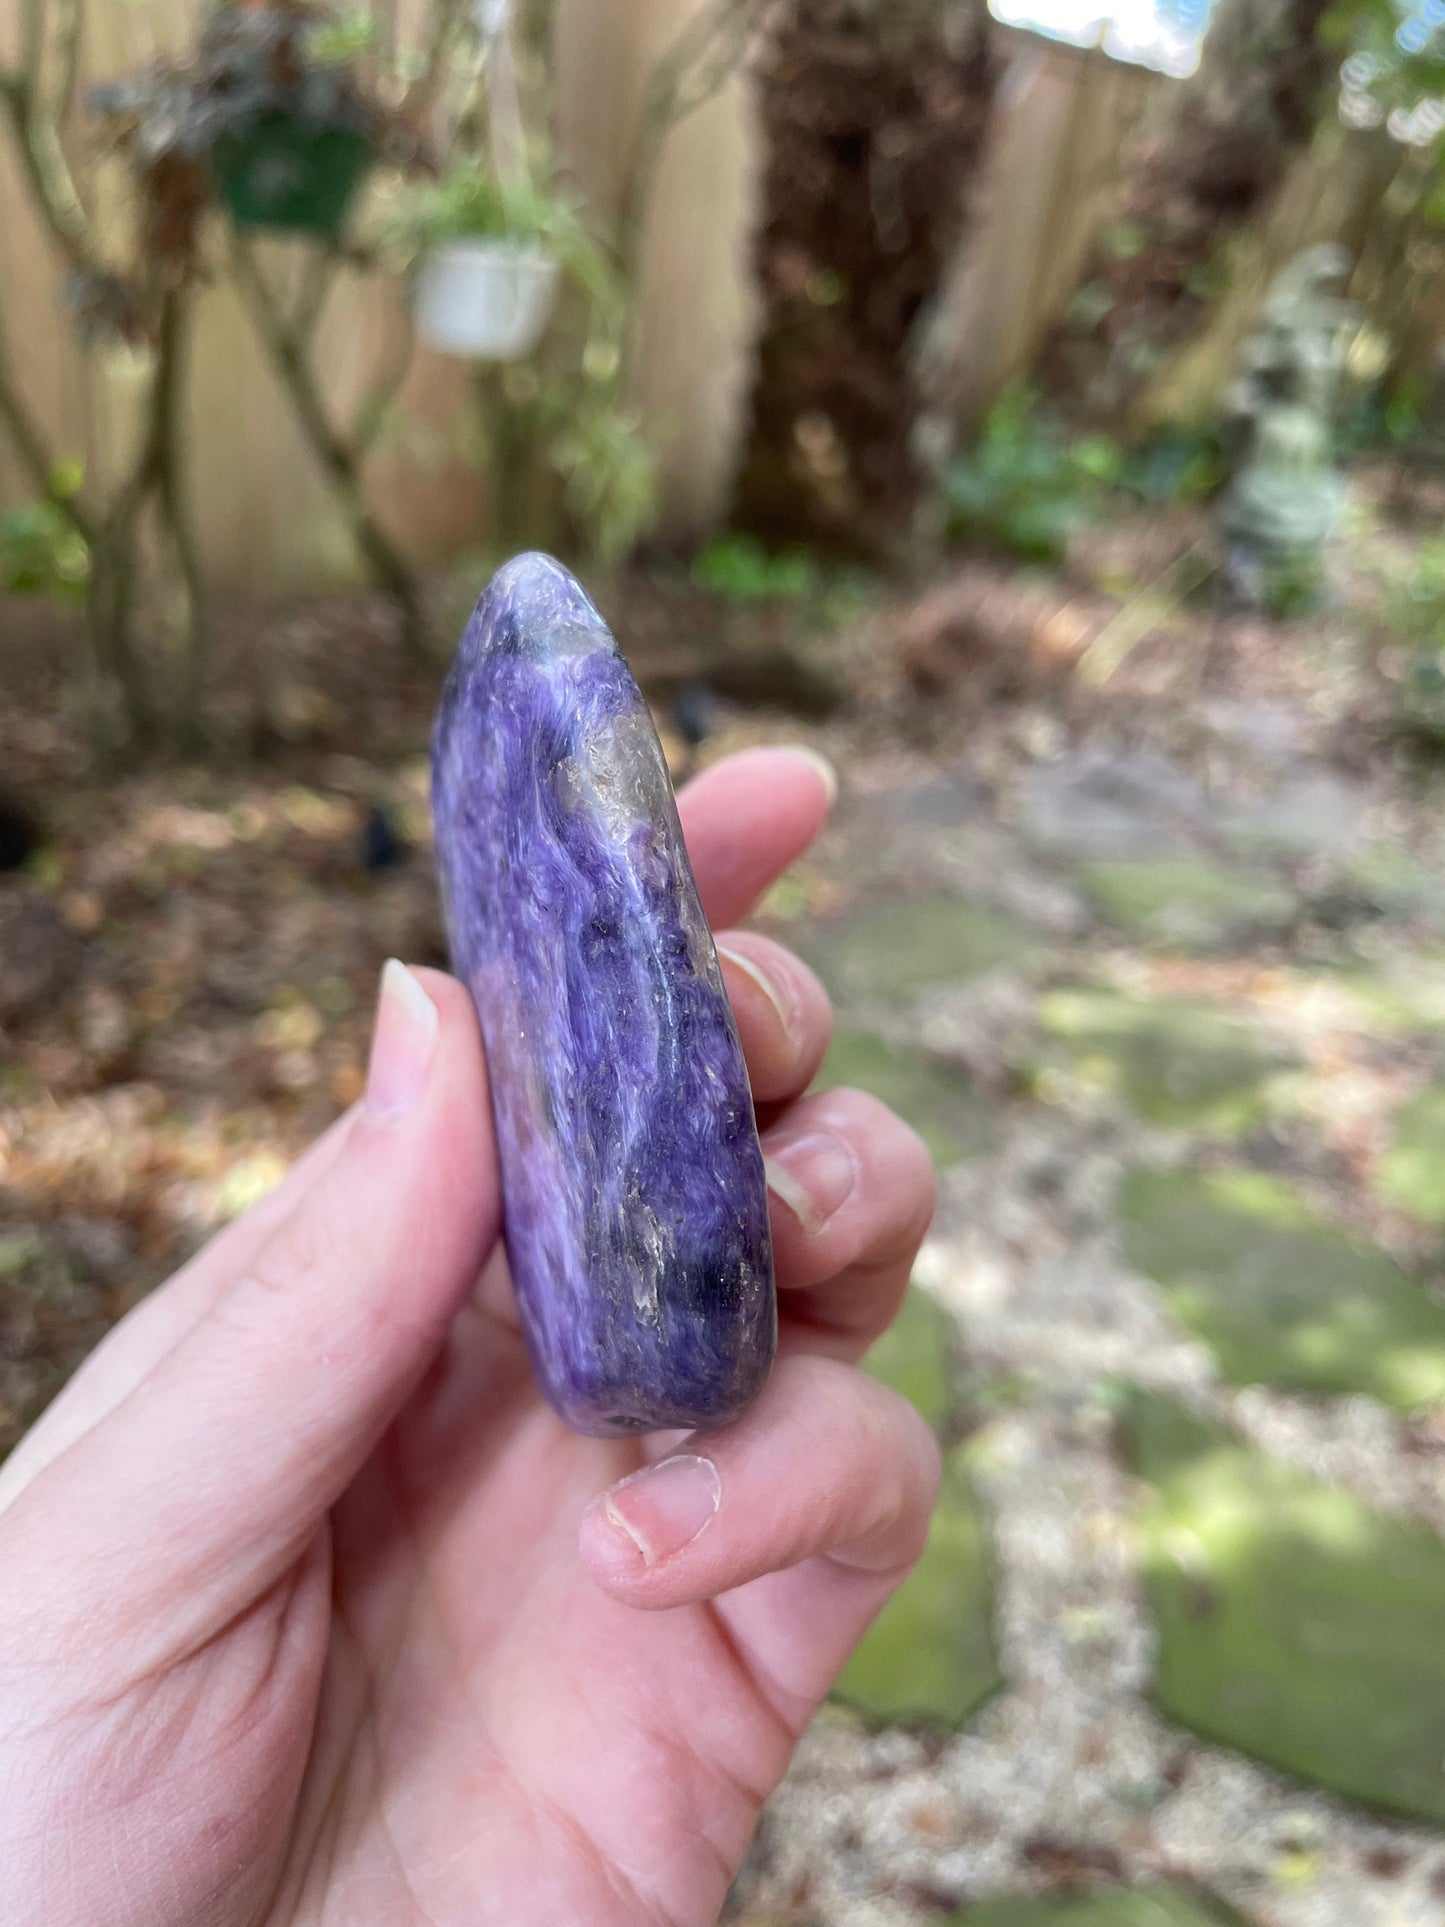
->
<box><xmin>943</xmin><ymin>384</ymin><xmax>1121</xmax><ymax>563</ymax></box>
<box><xmin>690</xmin><ymin>534</ymin><xmax>821</xmax><ymax>602</ymax></box>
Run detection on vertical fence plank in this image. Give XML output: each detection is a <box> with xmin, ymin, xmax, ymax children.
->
<box><xmin>554</xmin><ymin>0</ymin><xmax>762</xmax><ymax>540</ymax></box>
<box><xmin>935</xmin><ymin>35</ymin><xmax>1164</xmax><ymax>430</ymax></box>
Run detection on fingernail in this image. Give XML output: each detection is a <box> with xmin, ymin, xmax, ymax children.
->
<box><xmin>714</xmin><ymin>938</ymin><xmax>794</xmax><ymax>1034</ymax></box>
<box><xmin>602</xmin><ymin>1453</ymin><xmax>721</xmax><ymax>1566</ymax></box>
<box><xmin>765</xmin><ymin>1130</ymin><xmax>858</xmax><ymax>1237</ymax></box>
<box><xmin>364</xmin><ymin>960</ymin><xmax>438</xmax><ymax>1120</ymax></box>
<box><xmin>786</xmin><ymin>746</ymin><xmax>838</xmax><ymax>808</ymax></box>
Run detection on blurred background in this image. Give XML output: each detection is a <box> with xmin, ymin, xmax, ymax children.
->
<box><xmin>7</xmin><ymin>0</ymin><xmax>1445</xmax><ymax>1920</ymax></box>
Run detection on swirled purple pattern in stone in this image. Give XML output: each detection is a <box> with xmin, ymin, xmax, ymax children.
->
<box><xmin>431</xmin><ymin>553</ymin><xmax>776</xmax><ymax>1435</ymax></box>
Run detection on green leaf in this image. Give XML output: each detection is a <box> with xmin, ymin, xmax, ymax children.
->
<box><xmin>47</xmin><ymin>457</ymin><xmax>84</xmax><ymax>500</ymax></box>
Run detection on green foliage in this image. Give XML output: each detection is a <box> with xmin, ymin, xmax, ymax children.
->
<box><xmin>480</xmin><ymin>350</ymin><xmax>658</xmax><ymax>569</ymax></box>
<box><xmin>1332</xmin><ymin>0</ymin><xmax>1445</xmax><ymax>149</ymax></box>
<box><xmin>1115</xmin><ymin>426</ymin><xmax>1224</xmax><ymax>505</ymax></box>
<box><xmin>943</xmin><ymin>385</ymin><xmax>1121</xmax><ymax>562</ymax></box>
<box><xmin>690</xmin><ymin>534</ymin><xmax>821</xmax><ymax>601</ymax></box>
<box><xmin>1336</xmin><ymin>378</ymin><xmax>1423</xmax><ymax>456</ymax></box>
<box><xmin>1384</xmin><ymin>537</ymin><xmax>1445</xmax><ymax>743</ymax></box>
<box><xmin>392</xmin><ymin>165</ymin><xmax>602</xmax><ymax>266</ymax></box>
<box><xmin>481</xmin><ymin>272</ymin><xmax>657</xmax><ymax>566</ymax></box>
<box><xmin>0</xmin><ymin>475</ymin><xmax>89</xmax><ymax>603</ymax></box>
<box><xmin>546</xmin><ymin>396</ymin><xmax>658</xmax><ymax>570</ymax></box>
<box><xmin>306</xmin><ymin>6</ymin><xmax>382</xmax><ymax>65</ymax></box>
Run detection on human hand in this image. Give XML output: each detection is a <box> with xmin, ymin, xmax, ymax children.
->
<box><xmin>0</xmin><ymin>747</ymin><xmax>939</xmax><ymax>1927</ymax></box>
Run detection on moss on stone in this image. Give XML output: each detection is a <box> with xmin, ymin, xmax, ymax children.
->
<box><xmin>1121</xmin><ymin>1167</ymin><xmax>1445</xmax><ymax>1408</ymax></box>
<box><xmin>1377</xmin><ymin>1087</ymin><xmax>1445</xmax><ymax>1223</ymax></box>
<box><xmin>1124</xmin><ymin>1389</ymin><xmax>1445</xmax><ymax>1826</ymax></box>
<box><xmin>817</xmin><ymin>1028</ymin><xmax>994</xmax><ymax>1167</ymax></box>
<box><xmin>860</xmin><ymin>1284</ymin><xmax>955</xmax><ymax>1432</ymax></box>
<box><xmin>1079</xmin><ymin>859</ymin><xmax>1295</xmax><ymax>950</ymax></box>
<box><xmin>1040</xmin><ymin>989</ymin><xmax>1293</xmax><ymax>1134</ymax></box>
<box><xmin>808</xmin><ymin>893</ymin><xmax>1036</xmax><ymax>1001</ymax></box>
<box><xmin>833</xmin><ymin>1445</ymin><xmax>1001</xmax><ymax>1728</ymax></box>
<box><xmin>950</xmin><ymin>1884</ymin><xmax>1250</xmax><ymax>1926</ymax></box>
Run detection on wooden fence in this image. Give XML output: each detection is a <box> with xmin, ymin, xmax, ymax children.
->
<box><xmin>0</xmin><ymin>0</ymin><xmax>757</xmax><ymax>589</ymax></box>
<box><xmin>0</xmin><ymin>6</ymin><xmax>1392</xmax><ymax>591</ymax></box>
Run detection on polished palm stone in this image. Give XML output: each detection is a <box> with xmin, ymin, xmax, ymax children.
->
<box><xmin>431</xmin><ymin>552</ymin><xmax>776</xmax><ymax>1435</ymax></box>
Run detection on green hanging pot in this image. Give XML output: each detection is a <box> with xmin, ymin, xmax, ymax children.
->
<box><xmin>212</xmin><ymin>112</ymin><xmax>372</xmax><ymax>237</ymax></box>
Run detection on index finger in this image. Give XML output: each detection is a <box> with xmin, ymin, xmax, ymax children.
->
<box><xmin>677</xmin><ymin>746</ymin><xmax>837</xmax><ymax>927</ymax></box>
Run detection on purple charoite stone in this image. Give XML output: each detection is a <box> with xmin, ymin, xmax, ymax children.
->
<box><xmin>431</xmin><ymin>552</ymin><xmax>777</xmax><ymax>1436</ymax></box>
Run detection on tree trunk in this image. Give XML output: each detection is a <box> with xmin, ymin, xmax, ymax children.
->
<box><xmin>153</xmin><ymin>290</ymin><xmax>212</xmax><ymax>750</ymax></box>
<box><xmin>732</xmin><ymin>0</ymin><xmax>998</xmax><ymax>554</ymax></box>
<box><xmin>1039</xmin><ymin>0</ymin><xmax>1340</xmax><ymax>423</ymax></box>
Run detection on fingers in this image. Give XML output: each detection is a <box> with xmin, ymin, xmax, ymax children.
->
<box><xmin>763</xmin><ymin>1088</ymin><xmax>936</xmax><ymax>1361</ymax></box>
<box><xmin>678</xmin><ymin>746</ymin><xmax>836</xmax><ymax>927</ymax></box>
<box><xmin>580</xmin><ymin>1349</ymin><xmax>939</xmax><ymax>1620</ymax></box>
<box><xmin>6</xmin><ymin>739</ymin><xmax>836</xmax><ymax>1503</ymax></box>
<box><xmin>1</xmin><ymin>965</ymin><xmax>501</xmax><ymax>1664</ymax></box>
<box><xmin>715</xmin><ymin>931</ymin><xmax>832</xmax><ymax>1105</ymax></box>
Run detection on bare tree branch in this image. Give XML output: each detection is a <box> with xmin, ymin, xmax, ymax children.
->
<box><xmin>0</xmin><ymin>291</ymin><xmax>96</xmax><ymax>542</ymax></box>
<box><xmin>350</xmin><ymin>305</ymin><xmax>417</xmax><ymax>454</ymax></box>
<box><xmin>294</xmin><ymin>244</ymin><xmax>334</xmax><ymax>346</ymax></box>
<box><xmin>231</xmin><ymin>237</ymin><xmax>423</xmax><ymax>652</ymax></box>
<box><xmin>0</xmin><ymin>79</ymin><xmax>96</xmax><ymax>268</ymax></box>
<box><xmin>398</xmin><ymin>0</ymin><xmax>469</xmax><ymax>133</ymax></box>
<box><xmin>149</xmin><ymin>289</ymin><xmax>210</xmax><ymax>745</ymax></box>
<box><xmin>20</xmin><ymin>0</ymin><xmax>44</xmax><ymax>91</ymax></box>
<box><xmin>0</xmin><ymin>0</ymin><xmax>195</xmax><ymax>750</ymax></box>
<box><xmin>53</xmin><ymin>0</ymin><xmax>84</xmax><ymax>128</ymax></box>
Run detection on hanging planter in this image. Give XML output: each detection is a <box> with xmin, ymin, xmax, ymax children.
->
<box><xmin>395</xmin><ymin>166</ymin><xmax>578</xmax><ymax>362</ymax></box>
<box><xmin>86</xmin><ymin>4</ymin><xmax>385</xmax><ymax>246</ymax></box>
<box><xmin>196</xmin><ymin>3</ymin><xmax>380</xmax><ymax>239</ymax></box>
<box><xmin>212</xmin><ymin>112</ymin><xmax>372</xmax><ymax>236</ymax></box>
<box><xmin>414</xmin><ymin>237</ymin><xmax>559</xmax><ymax>360</ymax></box>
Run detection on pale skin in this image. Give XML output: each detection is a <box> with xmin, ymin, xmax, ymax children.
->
<box><xmin>0</xmin><ymin>747</ymin><xmax>940</xmax><ymax>1927</ymax></box>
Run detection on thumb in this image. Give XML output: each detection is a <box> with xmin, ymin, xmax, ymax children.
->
<box><xmin>1</xmin><ymin>963</ymin><xmax>501</xmax><ymax>1665</ymax></box>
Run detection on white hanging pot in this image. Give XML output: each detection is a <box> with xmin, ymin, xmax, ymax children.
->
<box><xmin>414</xmin><ymin>238</ymin><xmax>559</xmax><ymax>360</ymax></box>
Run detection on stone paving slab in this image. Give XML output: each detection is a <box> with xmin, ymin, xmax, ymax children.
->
<box><xmin>857</xmin><ymin>1282</ymin><xmax>957</xmax><ymax>1432</ymax></box>
<box><xmin>1038</xmin><ymin>990</ymin><xmax>1295</xmax><ymax>1135</ymax></box>
<box><xmin>831</xmin><ymin>1292</ymin><xmax>1002</xmax><ymax>1728</ymax></box>
<box><xmin>817</xmin><ymin>1028</ymin><xmax>995</xmax><ymax>1167</ymax></box>
<box><xmin>1376</xmin><ymin>1086</ymin><xmax>1445</xmax><ymax>1222</ymax></box>
<box><xmin>1121</xmin><ymin>1167</ymin><xmax>1445</xmax><ymax>1407</ymax></box>
<box><xmin>1125</xmin><ymin>1390</ymin><xmax>1445</xmax><ymax>1827</ymax></box>
<box><xmin>740</xmin><ymin>731</ymin><xmax>1445</xmax><ymax>1921</ymax></box>
<box><xmin>951</xmin><ymin>1883</ymin><xmax>1251</xmax><ymax>1926</ymax></box>
<box><xmin>833</xmin><ymin>1443</ymin><xmax>1002</xmax><ymax>1730</ymax></box>
<box><xmin>803</xmin><ymin>893</ymin><xmax>1039</xmax><ymax>1002</ymax></box>
<box><xmin>1076</xmin><ymin>860</ymin><xmax>1297</xmax><ymax>951</ymax></box>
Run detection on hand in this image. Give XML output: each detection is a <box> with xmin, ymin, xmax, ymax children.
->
<box><xmin>0</xmin><ymin>747</ymin><xmax>939</xmax><ymax>1927</ymax></box>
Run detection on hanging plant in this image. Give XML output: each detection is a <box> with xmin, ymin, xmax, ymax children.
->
<box><xmin>86</xmin><ymin>65</ymin><xmax>218</xmax><ymax>274</ymax></box>
<box><xmin>401</xmin><ymin>169</ymin><xmax>568</xmax><ymax>360</ymax></box>
<box><xmin>204</xmin><ymin>5</ymin><xmax>379</xmax><ymax>235</ymax></box>
<box><xmin>90</xmin><ymin>1</ymin><xmax>385</xmax><ymax>246</ymax></box>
